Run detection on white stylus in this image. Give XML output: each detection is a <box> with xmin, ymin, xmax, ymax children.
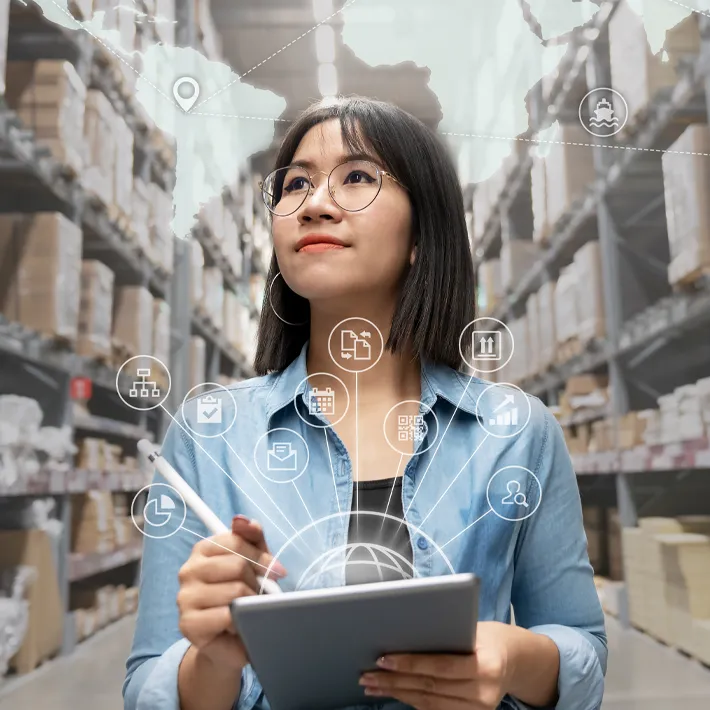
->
<box><xmin>137</xmin><ymin>439</ymin><xmax>282</xmax><ymax>595</ymax></box>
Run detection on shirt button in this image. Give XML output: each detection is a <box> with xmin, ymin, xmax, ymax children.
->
<box><xmin>417</xmin><ymin>537</ymin><xmax>428</xmax><ymax>550</ymax></box>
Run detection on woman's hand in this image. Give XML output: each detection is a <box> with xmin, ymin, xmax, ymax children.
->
<box><xmin>177</xmin><ymin>515</ymin><xmax>287</xmax><ymax>671</ymax></box>
<box><xmin>358</xmin><ymin>621</ymin><xmax>515</xmax><ymax>709</ymax></box>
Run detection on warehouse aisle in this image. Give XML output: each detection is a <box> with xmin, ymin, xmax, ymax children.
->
<box><xmin>1</xmin><ymin>614</ymin><xmax>709</xmax><ymax>710</ymax></box>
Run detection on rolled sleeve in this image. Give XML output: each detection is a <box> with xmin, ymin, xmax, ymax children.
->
<box><xmin>509</xmin><ymin>402</ymin><xmax>607</xmax><ymax>710</ymax></box>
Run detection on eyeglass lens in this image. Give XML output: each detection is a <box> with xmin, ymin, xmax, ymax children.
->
<box><xmin>262</xmin><ymin>160</ymin><xmax>383</xmax><ymax>216</ymax></box>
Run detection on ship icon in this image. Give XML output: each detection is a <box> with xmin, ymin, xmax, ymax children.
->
<box><xmin>589</xmin><ymin>98</ymin><xmax>619</xmax><ymax>129</ymax></box>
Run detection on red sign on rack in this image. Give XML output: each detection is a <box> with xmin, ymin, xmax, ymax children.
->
<box><xmin>70</xmin><ymin>377</ymin><xmax>93</xmax><ymax>401</ymax></box>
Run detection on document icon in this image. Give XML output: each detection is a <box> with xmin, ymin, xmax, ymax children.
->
<box><xmin>196</xmin><ymin>394</ymin><xmax>222</xmax><ymax>424</ymax></box>
<box><xmin>268</xmin><ymin>442</ymin><xmax>297</xmax><ymax>471</ymax></box>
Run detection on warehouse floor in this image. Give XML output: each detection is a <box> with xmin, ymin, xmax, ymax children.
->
<box><xmin>0</xmin><ymin>615</ymin><xmax>709</xmax><ymax>709</ymax></box>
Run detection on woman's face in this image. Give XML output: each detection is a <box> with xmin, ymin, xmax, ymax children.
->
<box><xmin>271</xmin><ymin>119</ymin><xmax>414</xmax><ymax>306</ymax></box>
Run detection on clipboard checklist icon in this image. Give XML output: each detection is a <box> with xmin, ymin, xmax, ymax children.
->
<box><xmin>196</xmin><ymin>394</ymin><xmax>222</xmax><ymax>424</ymax></box>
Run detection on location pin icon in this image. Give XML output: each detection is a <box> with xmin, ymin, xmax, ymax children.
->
<box><xmin>173</xmin><ymin>77</ymin><xmax>200</xmax><ymax>112</ymax></box>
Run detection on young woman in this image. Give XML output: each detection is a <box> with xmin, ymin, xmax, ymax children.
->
<box><xmin>124</xmin><ymin>96</ymin><xmax>607</xmax><ymax>710</ymax></box>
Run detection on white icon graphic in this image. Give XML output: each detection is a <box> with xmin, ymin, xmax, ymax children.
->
<box><xmin>340</xmin><ymin>329</ymin><xmax>372</xmax><ymax>360</ymax></box>
<box><xmin>309</xmin><ymin>387</ymin><xmax>336</xmax><ymax>416</ymax></box>
<box><xmin>268</xmin><ymin>442</ymin><xmax>298</xmax><ymax>471</ymax></box>
<box><xmin>196</xmin><ymin>394</ymin><xmax>222</xmax><ymax>424</ymax></box>
<box><xmin>144</xmin><ymin>494</ymin><xmax>176</xmax><ymax>527</ymax></box>
<box><xmin>129</xmin><ymin>368</ymin><xmax>161</xmax><ymax>398</ymax></box>
<box><xmin>397</xmin><ymin>414</ymin><xmax>428</xmax><ymax>443</ymax></box>
<box><xmin>589</xmin><ymin>98</ymin><xmax>618</xmax><ymax>131</ymax></box>
<box><xmin>173</xmin><ymin>77</ymin><xmax>200</xmax><ymax>112</ymax></box>
<box><xmin>501</xmin><ymin>480</ymin><xmax>529</xmax><ymax>508</ymax></box>
<box><xmin>472</xmin><ymin>330</ymin><xmax>501</xmax><ymax>361</ymax></box>
<box><xmin>488</xmin><ymin>393</ymin><xmax>518</xmax><ymax>427</ymax></box>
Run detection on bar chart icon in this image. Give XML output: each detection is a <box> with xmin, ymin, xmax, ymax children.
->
<box><xmin>489</xmin><ymin>408</ymin><xmax>519</xmax><ymax>427</ymax></box>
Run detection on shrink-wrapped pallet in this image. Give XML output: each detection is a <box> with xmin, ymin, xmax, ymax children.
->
<box><xmin>82</xmin><ymin>90</ymin><xmax>116</xmax><ymax>206</ymax></box>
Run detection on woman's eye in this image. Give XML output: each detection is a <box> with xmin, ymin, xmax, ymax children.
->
<box><xmin>284</xmin><ymin>177</ymin><xmax>308</xmax><ymax>193</ymax></box>
<box><xmin>344</xmin><ymin>170</ymin><xmax>375</xmax><ymax>185</ymax></box>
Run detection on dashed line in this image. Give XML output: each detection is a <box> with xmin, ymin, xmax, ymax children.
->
<box><xmin>663</xmin><ymin>0</ymin><xmax>710</xmax><ymax>20</ymax></box>
<box><xmin>190</xmin><ymin>111</ymin><xmax>290</xmax><ymax>121</ymax></box>
<box><xmin>441</xmin><ymin>131</ymin><xmax>710</xmax><ymax>157</ymax></box>
<box><xmin>196</xmin><ymin>0</ymin><xmax>361</xmax><ymax>108</ymax></box>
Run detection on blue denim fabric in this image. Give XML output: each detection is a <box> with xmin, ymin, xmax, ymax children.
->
<box><xmin>123</xmin><ymin>342</ymin><xmax>607</xmax><ymax>710</ymax></box>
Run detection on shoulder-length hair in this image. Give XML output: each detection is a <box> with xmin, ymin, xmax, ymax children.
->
<box><xmin>253</xmin><ymin>96</ymin><xmax>475</xmax><ymax>375</ymax></box>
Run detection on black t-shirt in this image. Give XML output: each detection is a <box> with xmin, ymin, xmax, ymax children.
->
<box><xmin>345</xmin><ymin>477</ymin><xmax>414</xmax><ymax>585</ymax></box>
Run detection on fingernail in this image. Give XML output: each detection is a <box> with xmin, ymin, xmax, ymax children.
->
<box><xmin>233</xmin><ymin>514</ymin><xmax>250</xmax><ymax>523</ymax></box>
<box><xmin>377</xmin><ymin>656</ymin><xmax>394</xmax><ymax>669</ymax></box>
<box><xmin>364</xmin><ymin>688</ymin><xmax>382</xmax><ymax>696</ymax></box>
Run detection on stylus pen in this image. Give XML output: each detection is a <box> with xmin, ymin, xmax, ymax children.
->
<box><xmin>137</xmin><ymin>439</ymin><xmax>282</xmax><ymax>595</ymax></box>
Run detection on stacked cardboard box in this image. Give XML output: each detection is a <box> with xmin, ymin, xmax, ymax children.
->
<box><xmin>554</xmin><ymin>264</ymin><xmax>578</xmax><ymax>354</ymax></box>
<box><xmin>152</xmin><ymin>299</ymin><xmax>171</xmax><ymax>367</ymax></box>
<box><xmin>190</xmin><ymin>336</ymin><xmax>206</xmax><ymax>389</ymax></box>
<box><xmin>662</xmin><ymin>125</ymin><xmax>710</xmax><ymax>285</ymax></box>
<box><xmin>618</xmin><ymin>411</ymin><xmax>648</xmax><ymax>450</ymax></box>
<box><xmin>72</xmin><ymin>491</ymin><xmax>116</xmax><ymax>554</ymax></box>
<box><xmin>82</xmin><ymin>90</ymin><xmax>116</xmax><ymax>206</ymax></box>
<box><xmin>500</xmin><ymin>240</ymin><xmax>540</xmax><ymax>293</ymax></box>
<box><xmin>148</xmin><ymin>183</ymin><xmax>175</xmax><ymax>275</ymax></box>
<box><xmin>77</xmin><ymin>260</ymin><xmax>115</xmax><ymax>359</ymax></box>
<box><xmin>559</xmin><ymin>374</ymin><xmax>609</xmax><ymax>419</ymax></box>
<box><xmin>113</xmin><ymin>114</ymin><xmax>135</xmax><ymax>221</ymax></box>
<box><xmin>0</xmin><ymin>212</ymin><xmax>82</xmax><ymax>342</ymax></box>
<box><xmin>609</xmin><ymin>1</ymin><xmax>700</xmax><ymax>129</ymax></box>
<box><xmin>589</xmin><ymin>417</ymin><xmax>615</xmax><ymax>453</ymax></box>
<box><xmin>113</xmin><ymin>286</ymin><xmax>154</xmax><ymax>358</ymax></box>
<box><xmin>537</xmin><ymin>281</ymin><xmax>556</xmax><ymax>372</ymax></box>
<box><xmin>574</xmin><ymin>241</ymin><xmax>606</xmax><ymax>343</ymax></box>
<box><xmin>72</xmin><ymin>583</ymin><xmax>140</xmax><ymax>642</ymax></box>
<box><xmin>93</xmin><ymin>0</ymin><xmax>137</xmax><ymax>91</ymax></box>
<box><xmin>543</xmin><ymin>124</ymin><xmax>596</xmax><ymax>229</ymax></box>
<box><xmin>203</xmin><ymin>267</ymin><xmax>225</xmax><ymax>328</ymax></box>
<box><xmin>5</xmin><ymin>60</ymin><xmax>86</xmax><ymax>174</ymax></box>
<box><xmin>477</xmin><ymin>259</ymin><xmax>502</xmax><ymax>315</ymax></box>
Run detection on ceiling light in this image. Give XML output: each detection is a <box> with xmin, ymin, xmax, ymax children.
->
<box><xmin>315</xmin><ymin>25</ymin><xmax>336</xmax><ymax>63</ymax></box>
<box><xmin>318</xmin><ymin>63</ymin><xmax>338</xmax><ymax>97</ymax></box>
<box><xmin>313</xmin><ymin>0</ymin><xmax>334</xmax><ymax>22</ymax></box>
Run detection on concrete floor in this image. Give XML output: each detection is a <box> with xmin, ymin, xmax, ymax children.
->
<box><xmin>0</xmin><ymin>615</ymin><xmax>709</xmax><ymax>709</ymax></box>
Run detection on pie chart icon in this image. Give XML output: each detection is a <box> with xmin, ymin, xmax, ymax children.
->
<box><xmin>145</xmin><ymin>494</ymin><xmax>176</xmax><ymax>527</ymax></box>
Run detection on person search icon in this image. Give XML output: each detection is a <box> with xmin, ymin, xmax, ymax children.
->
<box><xmin>501</xmin><ymin>480</ymin><xmax>528</xmax><ymax>507</ymax></box>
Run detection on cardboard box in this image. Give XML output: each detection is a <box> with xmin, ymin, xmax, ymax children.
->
<box><xmin>72</xmin><ymin>491</ymin><xmax>116</xmax><ymax>554</ymax></box>
<box><xmin>0</xmin><ymin>530</ymin><xmax>63</xmax><ymax>674</ymax></box>
<box><xmin>0</xmin><ymin>213</ymin><xmax>82</xmax><ymax>341</ymax></box>
<box><xmin>663</xmin><ymin>125</ymin><xmax>710</xmax><ymax>285</ymax></box>
<box><xmin>477</xmin><ymin>260</ymin><xmax>502</xmax><ymax>315</ymax></box>
<box><xmin>554</xmin><ymin>265</ymin><xmax>578</xmax><ymax>347</ymax></box>
<box><xmin>5</xmin><ymin>60</ymin><xmax>86</xmax><ymax>174</ymax></box>
<box><xmin>113</xmin><ymin>286</ymin><xmax>154</xmax><ymax>357</ymax></box>
<box><xmin>566</xmin><ymin>374</ymin><xmax>609</xmax><ymax>397</ymax></box>
<box><xmin>148</xmin><ymin>183</ymin><xmax>175</xmax><ymax>275</ymax></box>
<box><xmin>77</xmin><ymin>260</ymin><xmax>115</xmax><ymax>358</ymax></box>
<box><xmin>113</xmin><ymin>114</ymin><xmax>134</xmax><ymax>220</ymax></box>
<box><xmin>82</xmin><ymin>90</ymin><xmax>116</xmax><ymax>206</ymax></box>
<box><xmin>574</xmin><ymin>241</ymin><xmax>606</xmax><ymax>342</ymax></box>
<box><xmin>501</xmin><ymin>241</ymin><xmax>540</xmax><ymax>293</ymax></box>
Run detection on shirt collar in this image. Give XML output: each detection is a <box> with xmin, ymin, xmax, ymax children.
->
<box><xmin>266</xmin><ymin>340</ymin><xmax>480</xmax><ymax>422</ymax></box>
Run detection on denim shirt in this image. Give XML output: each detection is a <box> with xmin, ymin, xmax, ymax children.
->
<box><xmin>123</xmin><ymin>342</ymin><xmax>607</xmax><ymax>710</ymax></box>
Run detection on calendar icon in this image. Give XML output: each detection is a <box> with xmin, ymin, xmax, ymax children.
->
<box><xmin>397</xmin><ymin>415</ymin><xmax>427</xmax><ymax>443</ymax></box>
<box><xmin>309</xmin><ymin>387</ymin><xmax>336</xmax><ymax>416</ymax></box>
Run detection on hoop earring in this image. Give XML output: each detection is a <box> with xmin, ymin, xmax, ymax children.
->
<box><xmin>268</xmin><ymin>272</ymin><xmax>309</xmax><ymax>327</ymax></box>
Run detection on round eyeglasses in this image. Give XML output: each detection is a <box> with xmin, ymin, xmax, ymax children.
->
<box><xmin>260</xmin><ymin>159</ymin><xmax>407</xmax><ymax>217</ymax></box>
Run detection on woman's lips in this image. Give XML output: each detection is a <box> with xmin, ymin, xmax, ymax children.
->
<box><xmin>298</xmin><ymin>243</ymin><xmax>347</xmax><ymax>253</ymax></box>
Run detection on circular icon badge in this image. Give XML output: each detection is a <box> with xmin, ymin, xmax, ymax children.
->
<box><xmin>254</xmin><ymin>427</ymin><xmax>310</xmax><ymax>484</ymax></box>
<box><xmin>294</xmin><ymin>372</ymin><xmax>350</xmax><ymax>429</ymax></box>
<box><xmin>459</xmin><ymin>317</ymin><xmax>514</xmax><ymax>374</ymax></box>
<box><xmin>476</xmin><ymin>382</ymin><xmax>532</xmax><ymax>439</ymax></box>
<box><xmin>486</xmin><ymin>466</ymin><xmax>542</xmax><ymax>522</ymax></box>
<box><xmin>117</xmin><ymin>355</ymin><xmax>171</xmax><ymax>411</ymax></box>
<box><xmin>579</xmin><ymin>88</ymin><xmax>628</xmax><ymax>138</ymax></box>
<box><xmin>181</xmin><ymin>383</ymin><xmax>238</xmax><ymax>438</ymax></box>
<box><xmin>132</xmin><ymin>483</ymin><xmax>187</xmax><ymax>539</ymax></box>
<box><xmin>328</xmin><ymin>318</ymin><xmax>384</xmax><ymax>373</ymax></box>
<box><xmin>383</xmin><ymin>400</ymin><xmax>440</xmax><ymax>455</ymax></box>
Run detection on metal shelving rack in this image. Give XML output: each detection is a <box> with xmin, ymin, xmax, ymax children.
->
<box><xmin>0</xmin><ymin>0</ymin><xmax>258</xmax><ymax>670</ymax></box>
<box><xmin>473</xmin><ymin>1</ymin><xmax>710</xmax><ymax>627</ymax></box>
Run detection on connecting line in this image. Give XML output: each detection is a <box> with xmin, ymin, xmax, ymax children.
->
<box><xmin>418</xmin><ymin>433</ymin><xmax>491</xmax><ymax>528</ymax></box>
<box><xmin>355</xmin><ymin>371</ymin><xmax>359</xmax><ymax>536</ymax></box>
<box><xmin>324</xmin><ymin>429</ymin><xmax>341</xmax><ymax>514</ymax></box>
<box><xmin>292</xmin><ymin>480</ymin><xmax>325</xmax><ymax>544</ymax></box>
<box><xmin>182</xmin><ymin>526</ymin><xmax>275</xmax><ymax>574</ymax></box>
<box><xmin>160</xmin><ymin>407</ymin><xmax>296</xmax><ymax>550</ymax></box>
<box><xmin>438</xmin><ymin>509</ymin><xmax>493</xmax><ymax>553</ymax></box>
<box><xmin>402</xmin><ymin>375</ymin><xmax>475</xmax><ymax>520</ymax></box>
<box><xmin>379</xmin><ymin>453</ymin><xmax>405</xmax><ymax>536</ymax></box>
<box><xmin>196</xmin><ymin>0</ymin><xmax>361</xmax><ymax>108</ymax></box>
<box><xmin>220</xmin><ymin>435</ymin><xmax>314</xmax><ymax>558</ymax></box>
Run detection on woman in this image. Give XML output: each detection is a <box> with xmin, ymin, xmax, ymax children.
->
<box><xmin>124</xmin><ymin>96</ymin><xmax>607</xmax><ymax>710</ymax></box>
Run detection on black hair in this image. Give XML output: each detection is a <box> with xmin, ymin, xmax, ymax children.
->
<box><xmin>253</xmin><ymin>95</ymin><xmax>475</xmax><ymax>375</ymax></box>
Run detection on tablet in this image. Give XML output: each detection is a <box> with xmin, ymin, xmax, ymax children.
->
<box><xmin>230</xmin><ymin>573</ymin><xmax>479</xmax><ymax>710</ymax></box>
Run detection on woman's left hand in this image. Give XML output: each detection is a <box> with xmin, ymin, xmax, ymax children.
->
<box><xmin>359</xmin><ymin>621</ymin><xmax>514</xmax><ymax>709</ymax></box>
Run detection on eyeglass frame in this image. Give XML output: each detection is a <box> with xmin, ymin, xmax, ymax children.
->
<box><xmin>259</xmin><ymin>158</ymin><xmax>409</xmax><ymax>216</ymax></box>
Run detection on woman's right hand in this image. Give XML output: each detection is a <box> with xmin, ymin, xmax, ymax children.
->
<box><xmin>177</xmin><ymin>515</ymin><xmax>287</xmax><ymax>671</ymax></box>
